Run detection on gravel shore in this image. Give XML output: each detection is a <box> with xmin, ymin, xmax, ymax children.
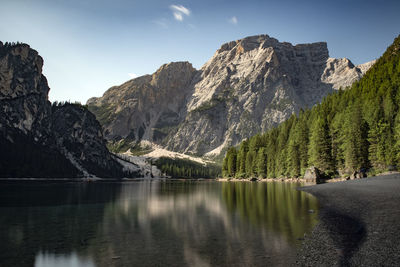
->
<box><xmin>296</xmin><ymin>174</ymin><xmax>400</xmax><ymax>266</ymax></box>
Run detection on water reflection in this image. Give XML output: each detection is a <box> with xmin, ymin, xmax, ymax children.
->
<box><xmin>221</xmin><ymin>182</ymin><xmax>319</xmax><ymax>244</ymax></box>
<box><xmin>35</xmin><ymin>252</ymin><xmax>95</xmax><ymax>267</ymax></box>
<box><xmin>0</xmin><ymin>181</ymin><xmax>319</xmax><ymax>266</ymax></box>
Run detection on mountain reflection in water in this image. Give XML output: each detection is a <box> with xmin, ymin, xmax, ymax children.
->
<box><xmin>0</xmin><ymin>180</ymin><xmax>318</xmax><ymax>266</ymax></box>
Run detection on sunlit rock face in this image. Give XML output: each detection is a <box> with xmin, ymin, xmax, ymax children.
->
<box><xmin>0</xmin><ymin>42</ymin><xmax>131</xmax><ymax>178</ymax></box>
<box><xmin>88</xmin><ymin>34</ymin><xmax>375</xmax><ymax>156</ymax></box>
<box><xmin>87</xmin><ymin>62</ymin><xmax>197</xmax><ymax>142</ymax></box>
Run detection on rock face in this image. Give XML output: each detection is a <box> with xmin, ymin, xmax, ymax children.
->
<box><xmin>87</xmin><ymin>62</ymin><xmax>197</xmax><ymax>143</ymax></box>
<box><xmin>51</xmin><ymin>103</ymin><xmax>128</xmax><ymax>177</ymax></box>
<box><xmin>0</xmin><ymin>42</ymin><xmax>133</xmax><ymax>178</ymax></box>
<box><xmin>321</xmin><ymin>58</ymin><xmax>376</xmax><ymax>90</ymax></box>
<box><xmin>87</xmin><ymin>34</ymin><xmax>375</xmax><ymax>156</ymax></box>
<box><xmin>0</xmin><ymin>42</ymin><xmax>50</xmax><ymax>137</ymax></box>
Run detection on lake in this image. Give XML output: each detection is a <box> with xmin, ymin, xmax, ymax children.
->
<box><xmin>0</xmin><ymin>180</ymin><xmax>319</xmax><ymax>266</ymax></box>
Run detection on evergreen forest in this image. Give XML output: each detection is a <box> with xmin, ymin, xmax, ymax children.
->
<box><xmin>155</xmin><ymin>157</ymin><xmax>221</xmax><ymax>178</ymax></box>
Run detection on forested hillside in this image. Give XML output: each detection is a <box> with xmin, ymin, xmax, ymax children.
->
<box><xmin>155</xmin><ymin>157</ymin><xmax>221</xmax><ymax>179</ymax></box>
<box><xmin>222</xmin><ymin>35</ymin><xmax>400</xmax><ymax>179</ymax></box>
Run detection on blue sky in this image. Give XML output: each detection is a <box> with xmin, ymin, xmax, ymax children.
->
<box><xmin>1</xmin><ymin>0</ymin><xmax>399</xmax><ymax>103</ymax></box>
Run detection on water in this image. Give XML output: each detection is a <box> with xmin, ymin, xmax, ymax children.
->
<box><xmin>0</xmin><ymin>180</ymin><xmax>319</xmax><ymax>266</ymax></box>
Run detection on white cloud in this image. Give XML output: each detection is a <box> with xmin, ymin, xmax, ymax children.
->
<box><xmin>170</xmin><ymin>5</ymin><xmax>191</xmax><ymax>16</ymax></box>
<box><xmin>173</xmin><ymin>12</ymin><xmax>183</xmax><ymax>21</ymax></box>
<box><xmin>229</xmin><ymin>16</ymin><xmax>238</xmax><ymax>25</ymax></box>
<box><xmin>170</xmin><ymin>4</ymin><xmax>191</xmax><ymax>21</ymax></box>
<box><xmin>128</xmin><ymin>73</ymin><xmax>138</xmax><ymax>79</ymax></box>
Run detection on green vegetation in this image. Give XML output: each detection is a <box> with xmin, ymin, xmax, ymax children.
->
<box><xmin>87</xmin><ymin>103</ymin><xmax>117</xmax><ymax>125</ymax></box>
<box><xmin>107</xmin><ymin>139</ymin><xmax>133</xmax><ymax>153</ymax></box>
<box><xmin>128</xmin><ymin>143</ymin><xmax>154</xmax><ymax>156</ymax></box>
<box><xmin>0</xmin><ymin>127</ymin><xmax>81</xmax><ymax>178</ymax></box>
<box><xmin>51</xmin><ymin>101</ymin><xmax>88</xmax><ymax>111</ymax></box>
<box><xmin>191</xmin><ymin>97</ymin><xmax>223</xmax><ymax>113</ymax></box>
<box><xmin>223</xmin><ymin>35</ymin><xmax>400</xmax><ymax>179</ymax></box>
<box><xmin>154</xmin><ymin>157</ymin><xmax>221</xmax><ymax>178</ymax></box>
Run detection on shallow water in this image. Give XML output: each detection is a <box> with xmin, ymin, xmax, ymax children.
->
<box><xmin>0</xmin><ymin>180</ymin><xmax>319</xmax><ymax>266</ymax></box>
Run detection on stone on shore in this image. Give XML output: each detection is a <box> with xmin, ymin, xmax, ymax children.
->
<box><xmin>304</xmin><ymin>166</ymin><xmax>322</xmax><ymax>183</ymax></box>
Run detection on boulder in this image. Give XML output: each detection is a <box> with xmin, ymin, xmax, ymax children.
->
<box><xmin>304</xmin><ymin>166</ymin><xmax>322</xmax><ymax>183</ymax></box>
<box><xmin>350</xmin><ymin>170</ymin><xmax>367</xmax><ymax>180</ymax></box>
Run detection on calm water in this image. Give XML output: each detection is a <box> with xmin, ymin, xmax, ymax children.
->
<box><xmin>0</xmin><ymin>180</ymin><xmax>319</xmax><ymax>266</ymax></box>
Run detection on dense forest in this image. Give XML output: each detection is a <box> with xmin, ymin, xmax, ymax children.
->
<box><xmin>222</xmin><ymin>35</ymin><xmax>400</xmax><ymax>179</ymax></box>
<box><xmin>155</xmin><ymin>157</ymin><xmax>221</xmax><ymax>178</ymax></box>
<box><xmin>0</xmin><ymin>126</ymin><xmax>81</xmax><ymax>178</ymax></box>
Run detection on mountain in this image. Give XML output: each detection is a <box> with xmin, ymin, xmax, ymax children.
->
<box><xmin>0</xmin><ymin>41</ymin><xmax>137</xmax><ymax>178</ymax></box>
<box><xmin>222</xmin><ymin>34</ymin><xmax>400</xmax><ymax>179</ymax></box>
<box><xmin>88</xmin><ymin>34</ymin><xmax>375</xmax><ymax>157</ymax></box>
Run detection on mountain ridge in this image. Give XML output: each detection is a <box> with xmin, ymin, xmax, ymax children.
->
<box><xmin>0</xmin><ymin>41</ymin><xmax>138</xmax><ymax>178</ymax></box>
<box><xmin>87</xmin><ymin>34</ymin><xmax>375</xmax><ymax>157</ymax></box>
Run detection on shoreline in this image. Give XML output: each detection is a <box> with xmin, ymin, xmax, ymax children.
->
<box><xmin>216</xmin><ymin>177</ymin><xmax>310</xmax><ymax>183</ymax></box>
<box><xmin>216</xmin><ymin>177</ymin><xmax>344</xmax><ymax>184</ymax></box>
<box><xmin>296</xmin><ymin>174</ymin><xmax>400</xmax><ymax>266</ymax></box>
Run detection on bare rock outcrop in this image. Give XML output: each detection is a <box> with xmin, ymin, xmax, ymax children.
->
<box><xmin>0</xmin><ymin>42</ymin><xmax>134</xmax><ymax>178</ymax></box>
<box><xmin>87</xmin><ymin>34</ymin><xmax>375</xmax><ymax>156</ymax></box>
<box><xmin>88</xmin><ymin>62</ymin><xmax>197</xmax><ymax>143</ymax></box>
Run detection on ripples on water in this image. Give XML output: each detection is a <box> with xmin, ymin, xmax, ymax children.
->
<box><xmin>0</xmin><ymin>180</ymin><xmax>319</xmax><ymax>266</ymax></box>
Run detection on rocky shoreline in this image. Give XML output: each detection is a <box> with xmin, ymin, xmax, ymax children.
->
<box><xmin>296</xmin><ymin>174</ymin><xmax>400</xmax><ymax>266</ymax></box>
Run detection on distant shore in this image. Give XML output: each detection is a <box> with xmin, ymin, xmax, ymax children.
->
<box><xmin>296</xmin><ymin>174</ymin><xmax>400</xmax><ymax>266</ymax></box>
<box><xmin>215</xmin><ymin>177</ymin><xmax>348</xmax><ymax>184</ymax></box>
<box><xmin>216</xmin><ymin>177</ymin><xmax>309</xmax><ymax>183</ymax></box>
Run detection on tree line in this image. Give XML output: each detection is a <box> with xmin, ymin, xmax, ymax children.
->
<box><xmin>222</xmin><ymin>35</ymin><xmax>400</xmax><ymax>179</ymax></box>
<box><xmin>155</xmin><ymin>157</ymin><xmax>221</xmax><ymax>178</ymax></box>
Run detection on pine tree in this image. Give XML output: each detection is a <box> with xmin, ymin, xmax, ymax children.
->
<box><xmin>394</xmin><ymin>114</ymin><xmax>400</xmax><ymax>165</ymax></box>
<box><xmin>236</xmin><ymin>140</ymin><xmax>248</xmax><ymax>178</ymax></box>
<box><xmin>308</xmin><ymin>116</ymin><xmax>333</xmax><ymax>172</ymax></box>
<box><xmin>343</xmin><ymin>103</ymin><xmax>369</xmax><ymax>171</ymax></box>
<box><xmin>226</xmin><ymin>147</ymin><xmax>237</xmax><ymax>177</ymax></box>
<box><xmin>245</xmin><ymin>150</ymin><xmax>256</xmax><ymax>177</ymax></box>
<box><xmin>256</xmin><ymin>148</ymin><xmax>267</xmax><ymax>178</ymax></box>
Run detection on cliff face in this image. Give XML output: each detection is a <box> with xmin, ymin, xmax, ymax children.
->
<box><xmin>88</xmin><ymin>34</ymin><xmax>375</xmax><ymax>156</ymax></box>
<box><xmin>0</xmin><ymin>43</ymin><xmax>51</xmax><ymax>137</ymax></box>
<box><xmin>87</xmin><ymin>62</ymin><xmax>197</xmax><ymax>143</ymax></box>
<box><xmin>0</xmin><ymin>41</ymin><xmax>132</xmax><ymax>178</ymax></box>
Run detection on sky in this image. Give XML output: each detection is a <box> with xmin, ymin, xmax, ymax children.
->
<box><xmin>1</xmin><ymin>0</ymin><xmax>399</xmax><ymax>104</ymax></box>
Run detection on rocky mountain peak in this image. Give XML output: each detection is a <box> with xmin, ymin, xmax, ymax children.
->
<box><xmin>218</xmin><ymin>34</ymin><xmax>280</xmax><ymax>53</ymax></box>
<box><xmin>1</xmin><ymin>42</ymin><xmax>134</xmax><ymax>178</ymax></box>
<box><xmin>88</xmin><ymin>34</ymin><xmax>375</xmax><ymax>157</ymax></box>
<box><xmin>150</xmin><ymin>61</ymin><xmax>197</xmax><ymax>88</ymax></box>
<box><xmin>322</xmin><ymin>57</ymin><xmax>376</xmax><ymax>89</ymax></box>
<box><xmin>0</xmin><ymin>42</ymin><xmax>50</xmax><ymax>135</ymax></box>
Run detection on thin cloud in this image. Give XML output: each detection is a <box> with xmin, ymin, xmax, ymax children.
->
<box><xmin>229</xmin><ymin>16</ymin><xmax>238</xmax><ymax>25</ymax></box>
<box><xmin>153</xmin><ymin>19</ymin><xmax>168</xmax><ymax>29</ymax></box>
<box><xmin>173</xmin><ymin>12</ymin><xmax>183</xmax><ymax>21</ymax></box>
<box><xmin>170</xmin><ymin>4</ymin><xmax>191</xmax><ymax>21</ymax></box>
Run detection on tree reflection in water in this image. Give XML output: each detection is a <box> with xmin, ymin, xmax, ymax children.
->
<box><xmin>0</xmin><ymin>180</ymin><xmax>318</xmax><ymax>267</ymax></box>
